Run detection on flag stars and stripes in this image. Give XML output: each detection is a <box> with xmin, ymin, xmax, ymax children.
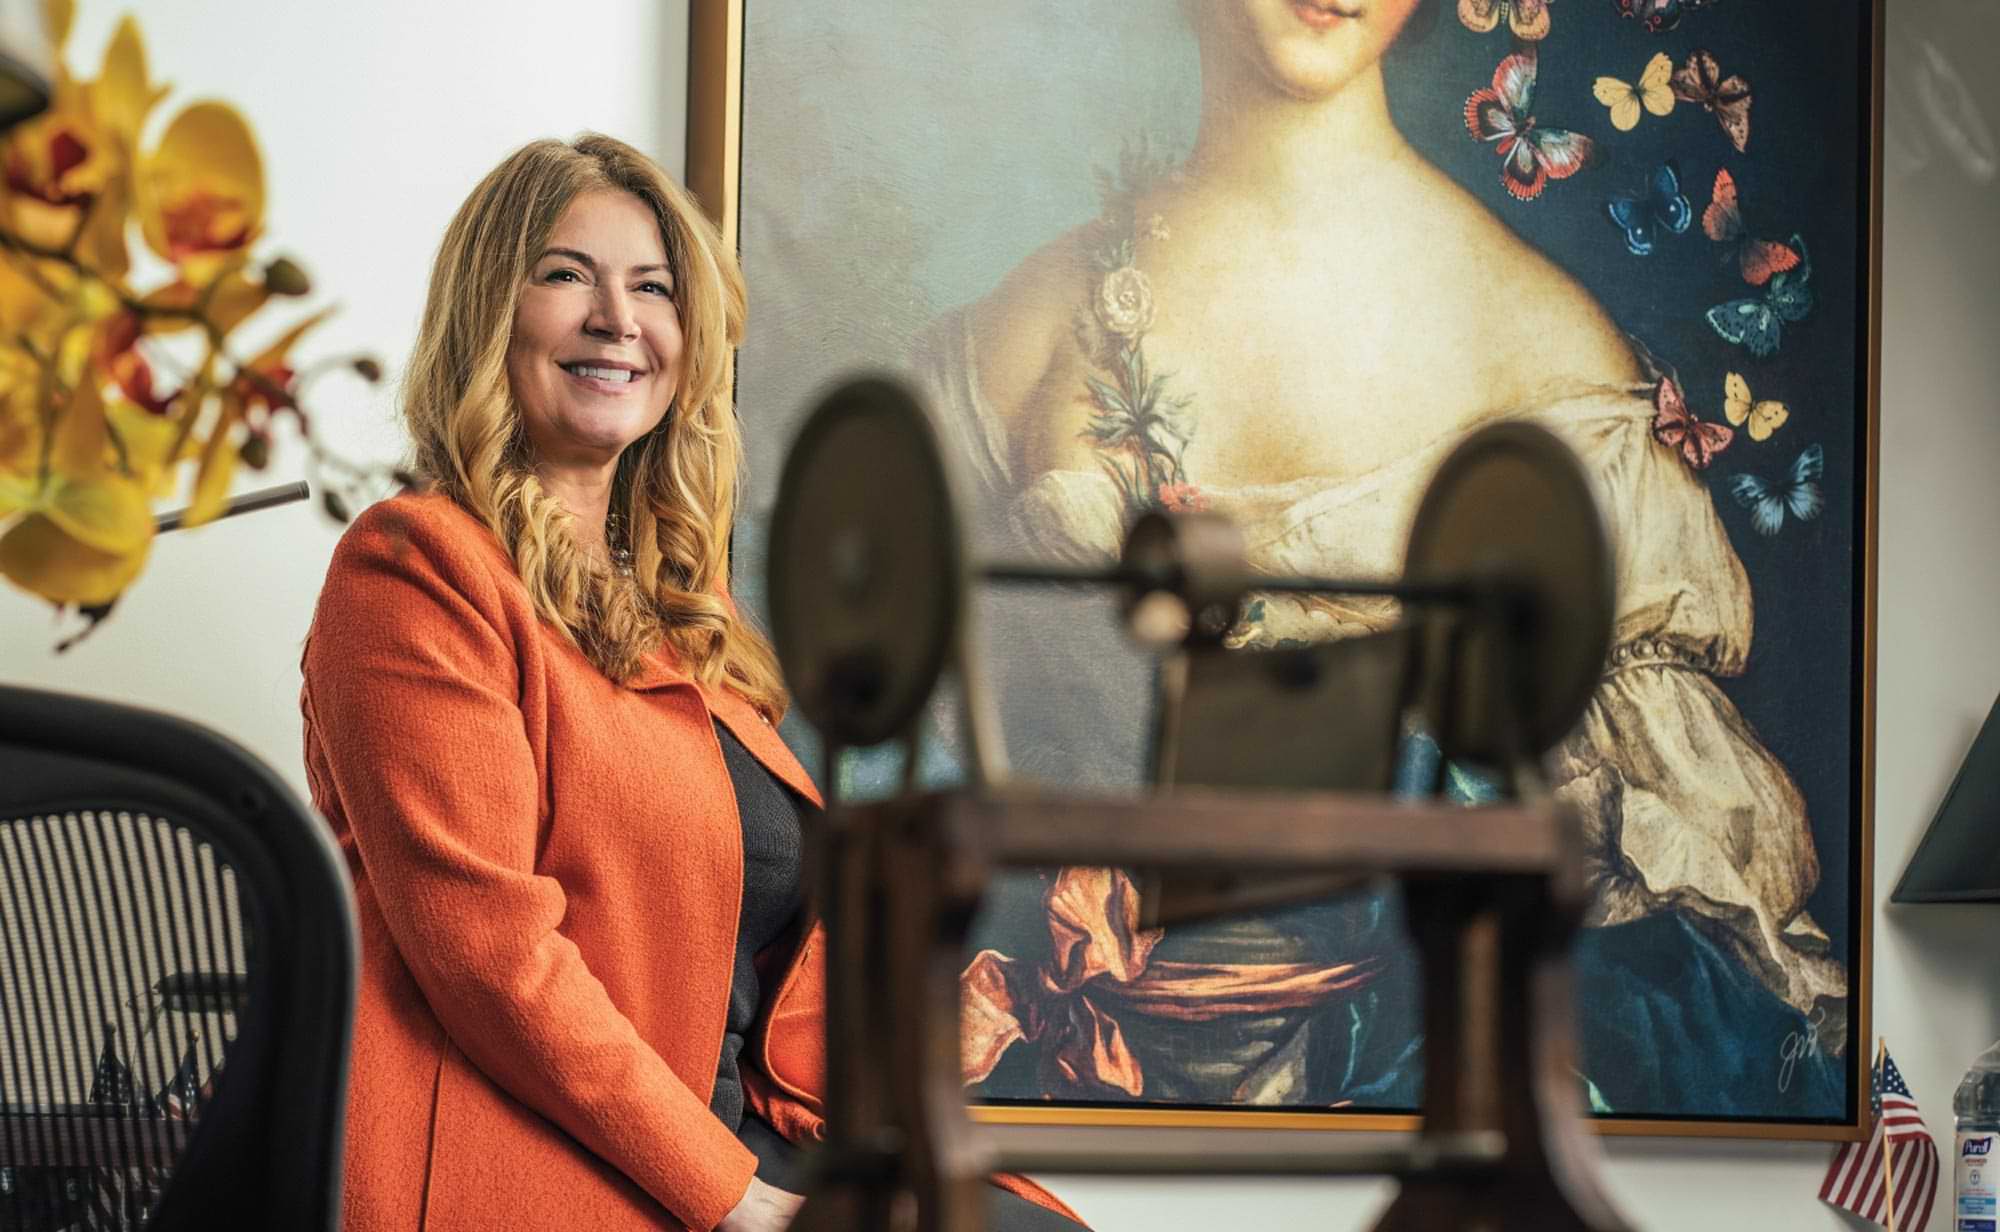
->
<box><xmin>1821</xmin><ymin>1048</ymin><xmax>1940</xmax><ymax>1230</ymax></box>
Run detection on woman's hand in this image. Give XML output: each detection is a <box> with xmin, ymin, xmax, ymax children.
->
<box><xmin>717</xmin><ymin>1176</ymin><xmax>803</xmax><ymax>1232</ymax></box>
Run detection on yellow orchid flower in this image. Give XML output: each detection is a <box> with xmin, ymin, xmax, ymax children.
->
<box><xmin>0</xmin><ymin>5</ymin><xmax>386</xmax><ymax>630</ymax></box>
<box><xmin>0</xmin><ymin>245</ymin><xmax>66</xmax><ymax>336</ymax></box>
<box><xmin>0</xmin><ymin>333</ymin><xmax>41</xmax><ymax>400</ymax></box>
<box><xmin>90</xmin><ymin>16</ymin><xmax>170</xmax><ymax>148</ymax></box>
<box><xmin>0</xmin><ymin>373</ymin><xmax>38</xmax><ymax>493</ymax></box>
<box><xmin>175</xmin><ymin>305</ymin><xmax>331</xmax><ymax>529</ymax></box>
<box><xmin>0</xmin><ymin>12</ymin><xmax>160</xmax><ymax>283</ymax></box>
<box><xmin>0</xmin><ymin>510</ymin><xmax>145</xmax><ymax>604</ymax></box>
<box><xmin>235</xmin><ymin>304</ymin><xmax>331</xmax><ymax>411</ymax></box>
<box><xmin>137</xmin><ymin>102</ymin><xmax>263</xmax><ymax>284</ymax></box>
<box><xmin>43</xmin><ymin>0</ymin><xmax>73</xmax><ymax>55</ymax></box>
<box><xmin>0</xmin><ymin>373</ymin><xmax>154</xmax><ymax>605</ymax></box>
<box><xmin>105</xmin><ymin>397</ymin><xmax>192</xmax><ymax>494</ymax></box>
<box><xmin>1</xmin><ymin>75</ymin><xmax>121</xmax><ymax>260</ymax></box>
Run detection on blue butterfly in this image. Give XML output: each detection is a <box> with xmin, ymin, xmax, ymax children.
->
<box><xmin>1707</xmin><ymin>233</ymin><xmax>1813</xmax><ymax>357</ymax></box>
<box><xmin>1607</xmin><ymin>161</ymin><xmax>1693</xmax><ymax>256</ymax></box>
<box><xmin>1729</xmin><ymin>444</ymin><xmax>1825</xmax><ymax>536</ymax></box>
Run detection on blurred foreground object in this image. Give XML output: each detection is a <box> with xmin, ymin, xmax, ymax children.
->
<box><xmin>763</xmin><ymin>374</ymin><xmax>1632</xmax><ymax>1232</ymax></box>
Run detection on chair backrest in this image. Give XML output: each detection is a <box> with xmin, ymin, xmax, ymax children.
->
<box><xmin>0</xmin><ymin>685</ymin><xmax>355</xmax><ymax>1231</ymax></box>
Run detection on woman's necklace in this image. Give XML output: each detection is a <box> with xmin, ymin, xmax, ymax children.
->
<box><xmin>605</xmin><ymin>510</ymin><xmax>635</xmax><ymax>577</ymax></box>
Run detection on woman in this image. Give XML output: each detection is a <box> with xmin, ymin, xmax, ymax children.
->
<box><xmin>301</xmin><ymin>135</ymin><xmax>1084</xmax><ymax>1230</ymax></box>
<box><xmin>934</xmin><ymin>0</ymin><xmax>1846</xmax><ymax>1116</ymax></box>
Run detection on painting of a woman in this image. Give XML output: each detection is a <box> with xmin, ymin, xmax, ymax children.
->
<box><xmin>733</xmin><ymin>0</ymin><xmax>1869</xmax><ymax>1124</ymax></box>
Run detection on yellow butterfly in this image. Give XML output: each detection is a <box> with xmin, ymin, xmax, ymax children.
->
<box><xmin>1593</xmin><ymin>53</ymin><xmax>1676</xmax><ymax>132</ymax></box>
<box><xmin>1723</xmin><ymin>372</ymin><xmax>1790</xmax><ymax>442</ymax></box>
<box><xmin>1459</xmin><ymin>0</ymin><xmax>1551</xmax><ymax>40</ymax></box>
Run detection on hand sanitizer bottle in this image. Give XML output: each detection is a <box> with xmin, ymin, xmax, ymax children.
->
<box><xmin>1957</xmin><ymin>1039</ymin><xmax>2000</xmax><ymax>1232</ymax></box>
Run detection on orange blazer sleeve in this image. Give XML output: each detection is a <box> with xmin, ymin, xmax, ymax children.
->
<box><xmin>301</xmin><ymin>506</ymin><xmax>757</xmax><ymax>1231</ymax></box>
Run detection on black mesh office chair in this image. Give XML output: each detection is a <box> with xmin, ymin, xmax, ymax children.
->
<box><xmin>0</xmin><ymin>684</ymin><xmax>356</xmax><ymax>1231</ymax></box>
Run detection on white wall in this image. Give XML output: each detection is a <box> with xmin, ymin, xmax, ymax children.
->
<box><xmin>0</xmin><ymin>0</ymin><xmax>686</xmax><ymax>759</ymax></box>
<box><xmin>3</xmin><ymin>3</ymin><xmax>1996</xmax><ymax>1229</ymax></box>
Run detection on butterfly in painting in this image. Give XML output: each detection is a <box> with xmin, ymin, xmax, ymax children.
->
<box><xmin>1707</xmin><ymin>235</ymin><xmax>1813</xmax><ymax>357</ymax></box>
<box><xmin>1651</xmin><ymin>374</ymin><xmax>1734</xmax><ymax>470</ymax></box>
<box><xmin>1729</xmin><ymin>444</ymin><xmax>1825</xmax><ymax>536</ymax></box>
<box><xmin>1671</xmin><ymin>50</ymin><xmax>1753</xmax><ymax>152</ymax></box>
<box><xmin>1459</xmin><ymin>0</ymin><xmax>1551</xmax><ymax>40</ymax></box>
<box><xmin>1464</xmin><ymin>49</ymin><xmax>1596</xmax><ymax>202</ymax></box>
<box><xmin>1607</xmin><ymin>161</ymin><xmax>1693</xmax><ymax>255</ymax></box>
<box><xmin>1594</xmin><ymin>52</ymin><xmax>1676</xmax><ymax>132</ymax></box>
<box><xmin>1722</xmin><ymin>372</ymin><xmax>1790</xmax><ymax>442</ymax></box>
<box><xmin>1615</xmin><ymin>0</ymin><xmax>1721</xmax><ymax>34</ymax></box>
<box><xmin>1703</xmin><ymin>169</ymin><xmax>1801</xmax><ymax>285</ymax></box>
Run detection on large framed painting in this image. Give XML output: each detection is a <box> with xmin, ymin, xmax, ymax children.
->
<box><xmin>690</xmin><ymin>0</ymin><xmax>1881</xmax><ymax>1139</ymax></box>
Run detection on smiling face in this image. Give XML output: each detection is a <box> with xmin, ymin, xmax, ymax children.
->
<box><xmin>1200</xmin><ymin>0</ymin><xmax>1423</xmax><ymax>101</ymax></box>
<box><xmin>506</xmin><ymin>189</ymin><xmax>683</xmax><ymax>478</ymax></box>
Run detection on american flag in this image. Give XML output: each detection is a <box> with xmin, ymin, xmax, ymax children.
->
<box><xmin>86</xmin><ymin>1023</ymin><xmax>135</xmax><ymax>1107</ymax></box>
<box><xmin>1820</xmin><ymin>1047</ymin><xmax>1939</xmax><ymax>1230</ymax></box>
<box><xmin>157</xmin><ymin>1039</ymin><xmax>205</xmax><ymax>1120</ymax></box>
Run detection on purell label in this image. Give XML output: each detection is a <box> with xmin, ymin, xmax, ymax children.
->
<box><xmin>1961</xmin><ymin>1132</ymin><xmax>1999</xmax><ymax>1232</ymax></box>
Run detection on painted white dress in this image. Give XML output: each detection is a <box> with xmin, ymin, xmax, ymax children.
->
<box><xmin>916</xmin><ymin>305</ymin><xmax>1847</xmax><ymax>1033</ymax></box>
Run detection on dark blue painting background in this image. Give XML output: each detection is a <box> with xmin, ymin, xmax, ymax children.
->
<box><xmin>1386</xmin><ymin>3</ymin><xmax>1869</xmax><ymax>988</ymax></box>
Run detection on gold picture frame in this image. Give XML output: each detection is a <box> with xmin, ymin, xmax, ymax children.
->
<box><xmin>688</xmin><ymin>0</ymin><xmax>1883</xmax><ymax>1142</ymax></box>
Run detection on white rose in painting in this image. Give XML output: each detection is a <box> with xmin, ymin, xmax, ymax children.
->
<box><xmin>1093</xmin><ymin>266</ymin><xmax>1155</xmax><ymax>338</ymax></box>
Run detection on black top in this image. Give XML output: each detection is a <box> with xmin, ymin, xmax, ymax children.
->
<box><xmin>708</xmin><ymin>720</ymin><xmax>808</xmax><ymax>1131</ymax></box>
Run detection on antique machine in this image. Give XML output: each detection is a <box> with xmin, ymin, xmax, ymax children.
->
<box><xmin>764</xmin><ymin>375</ymin><xmax>1634</xmax><ymax>1232</ymax></box>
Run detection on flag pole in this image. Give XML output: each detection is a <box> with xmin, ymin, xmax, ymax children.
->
<box><xmin>1876</xmin><ymin>1036</ymin><xmax>1899</xmax><ymax>1232</ymax></box>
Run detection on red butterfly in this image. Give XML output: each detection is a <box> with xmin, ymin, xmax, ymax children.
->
<box><xmin>1670</xmin><ymin>50</ymin><xmax>1752</xmax><ymax>153</ymax></box>
<box><xmin>1651</xmin><ymin>375</ymin><xmax>1734</xmax><ymax>470</ymax></box>
<box><xmin>1464</xmin><ymin>49</ymin><xmax>1596</xmax><ymax>201</ymax></box>
<box><xmin>1702</xmin><ymin>169</ymin><xmax>1801</xmax><ymax>286</ymax></box>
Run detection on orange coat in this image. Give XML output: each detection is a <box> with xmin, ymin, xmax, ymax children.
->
<box><xmin>301</xmin><ymin>492</ymin><xmax>1078</xmax><ymax>1231</ymax></box>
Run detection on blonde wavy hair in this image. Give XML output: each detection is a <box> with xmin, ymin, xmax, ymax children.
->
<box><xmin>404</xmin><ymin>133</ymin><xmax>785</xmax><ymax>715</ymax></box>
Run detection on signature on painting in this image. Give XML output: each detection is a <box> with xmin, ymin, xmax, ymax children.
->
<box><xmin>1778</xmin><ymin>1006</ymin><xmax>1829</xmax><ymax>1093</ymax></box>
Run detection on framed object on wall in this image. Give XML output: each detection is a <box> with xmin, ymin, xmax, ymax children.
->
<box><xmin>691</xmin><ymin>0</ymin><xmax>1882</xmax><ymax>1140</ymax></box>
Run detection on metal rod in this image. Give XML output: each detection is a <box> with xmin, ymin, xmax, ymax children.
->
<box><xmin>154</xmin><ymin>481</ymin><xmax>311</xmax><ymax>534</ymax></box>
<box><xmin>978</xmin><ymin>560</ymin><xmax>1481</xmax><ymax>606</ymax></box>
<box><xmin>988</xmin><ymin>1128</ymin><xmax>1507</xmax><ymax>1177</ymax></box>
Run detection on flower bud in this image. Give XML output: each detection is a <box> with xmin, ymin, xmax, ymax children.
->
<box><xmin>263</xmin><ymin>258</ymin><xmax>312</xmax><ymax>297</ymax></box>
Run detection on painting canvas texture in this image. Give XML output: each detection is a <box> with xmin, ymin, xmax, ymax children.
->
<box><xmin>733</xmin><ymin>0</ymin><xmax>1870</xmax><ymax>1128</ymax></box>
